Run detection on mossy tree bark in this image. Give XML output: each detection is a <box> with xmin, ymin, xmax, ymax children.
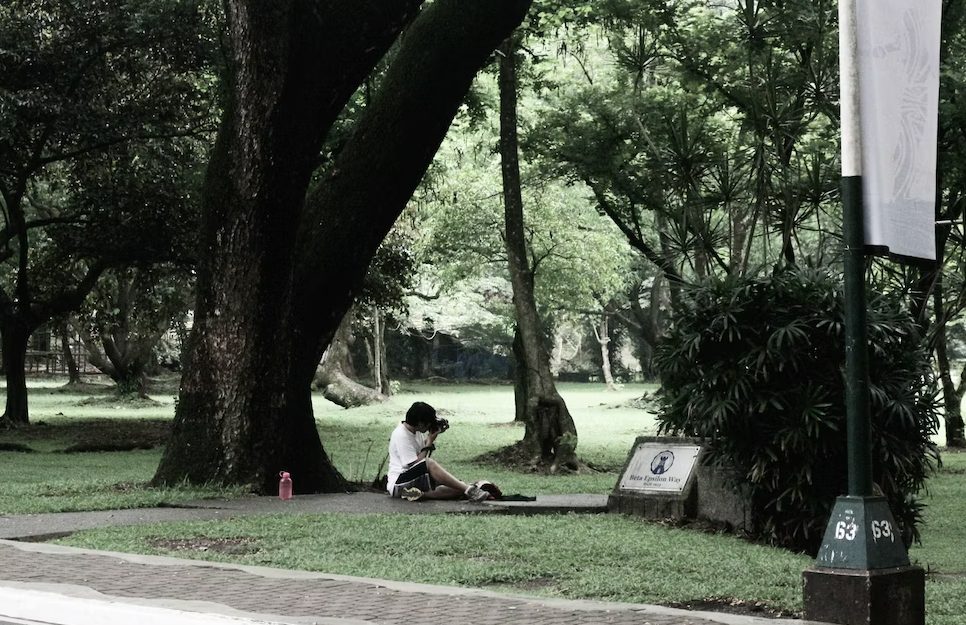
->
<box><xmin>154</xmin><ymin>0</ymin><xmax>532</xmax><ymax>493</ymax></box>
<box><xmin>498</xmin><ymin>36</ymin><xmax>577</xmax><ymax>471</ymax></box>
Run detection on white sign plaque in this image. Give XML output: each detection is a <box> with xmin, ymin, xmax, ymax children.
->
<box><xmin>619</xmin><ymin>443</ymin><xmax>700</xmax><ymax>493</ymax></box>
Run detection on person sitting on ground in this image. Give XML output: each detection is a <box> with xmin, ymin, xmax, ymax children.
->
<box><xmin>387</xmin><ymin>401</ymin><xmax>490</xmax><ymax>502</ymax></box>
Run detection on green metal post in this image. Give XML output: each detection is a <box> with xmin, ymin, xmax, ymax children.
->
<box><xmin>804</xmin><ymin>6</ymin><xmax>923</xmax><ymax>622</ymax></box>
<box><xmin>840</xmin><ymin>176</ymin><xmax>873</xmax><ymax>498</ymax></box>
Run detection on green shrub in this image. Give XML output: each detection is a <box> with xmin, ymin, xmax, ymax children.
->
<box><xmin>655</xmin><ymin>268</ymin><xmax>940</xmax><ymax>554</ymax></box>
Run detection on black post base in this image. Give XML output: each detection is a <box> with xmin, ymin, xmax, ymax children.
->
<box><xmin>802</xmin><ymin>565</ymin><xmax>924</xmax><ymax>625</ymax></box>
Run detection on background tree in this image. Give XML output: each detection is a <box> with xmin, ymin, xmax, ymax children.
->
<box><xmin>405</xmin><ymin>81</ymin><xmax>635</xmax><ymax>389</ymax></box>
<box><xmin>499</xmin><ymin>35</ymin><xmax>577</xmax><ymax>471</ymax></box>
<box><xmin>914</xmin><ymin>0</ymin><xmax>966</xmax><ymax>447</ymax></box>
<box><xmin>77</xmin><ymin>265</ymin><xmax>194</xmax><ymax>398</ymax></box>
<box><xmin>531</xmin><ymin>0</ymin><xmax>965</xmax><ymax>442</ymax></box>
<box><xmin>153</xmin><ymin>0</ymin><xmax>533</xmax><ymax>494</ymax></box>
<box><xmin>314</xmin><ymin>233</ymin><xmax>416</xmax><ymax>407</ymax></box>
<box><xmin>0</xmin><ymin>0</ymin><xmax>213</xmax><ymax>426</ymax></box>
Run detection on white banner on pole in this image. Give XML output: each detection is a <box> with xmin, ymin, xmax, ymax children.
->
<box><xmin>856</xmin><ymin>0</ymin><xmax>941</xmax><ymax>261</ymax></box>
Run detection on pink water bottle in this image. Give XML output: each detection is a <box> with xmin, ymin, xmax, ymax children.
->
<box><xmin>278</xmin><ymin>471</ymin><xmax>293</xmax><ymax>500</ymax></box>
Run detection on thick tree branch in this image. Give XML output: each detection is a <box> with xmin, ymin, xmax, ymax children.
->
<box><xmin>292</xmin><ymin>0</ymin><xmax>533</xmax><ymax>369</ymax></box>
<box><xmin>587</xmin><ymin>182</ymin><xmax>685</xmax><ymax>285</ymax></box>
<box><xmin>39</xmin><ymin>262</ymin><xmax>107</xmax><ymax>317</ymax></box>
<box><xmin>35</xmin><ymin>124</ymin><xmax>213</xmax><ymax>167</ymax></box>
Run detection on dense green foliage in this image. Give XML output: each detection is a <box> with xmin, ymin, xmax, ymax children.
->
<box><xmin>0</xmin><ymin>0</ymin><xmax>215</xmax><ymax>423</ymax></box>
<box><xmin>655</xmin><ymin>268</ymin><xmax>941</xmax><ymax>553</ymax></box>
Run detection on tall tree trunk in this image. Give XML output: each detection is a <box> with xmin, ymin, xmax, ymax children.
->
<box><xmin>594</xmin><ymin>314</ymin><xmax>617</xmax><ymax>390</ymax></box>
<box><xmin>936</xmin><ymin>341</ymin><xmax>966</xmax><ymax>449</ymax></box>
<box><xmin>512</xmin><ymin>328</ymin><xmax>527</xmax><ymax>423</ymax></box>
<box><xmin>371</xmin><ymin>307</ymin><xmax>391</xmax><ymax>394</ymax></box>
<box><xmin>934</xmin><ymin>281</ymin><xmax>966</xmax><ymax>448</ymax></box>
<box><xmin>499</xmin><ymin>36</ymin><xmax>577</xmax><ymax>471</ymax></box>
<box><xmin>58</xmin><ymin>322</ymin><xmax>82</xmax><ymax>385</ymax></box>
<box><xmin>0</xmin><ymin>319</ymin><xmax>33</xmax><ymax>427</ymax></box>
<box><xmin>0</xmin><ymin>183</ymin><xmax>105</xmax><ymax>426</ymax></box>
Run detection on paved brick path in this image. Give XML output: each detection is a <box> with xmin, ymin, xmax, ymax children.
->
<box><xmin>0</xmin><ymin>540</ymin><xmax>800</xmax><ymax>625</ymax></box>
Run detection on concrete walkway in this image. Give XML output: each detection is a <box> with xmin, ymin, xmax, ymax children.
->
<box><xmin>0</xmin><ymin>494</ymin><xmax>820</xmax><ymax>625</ymax></box>
<box><xmin>0</xmin><ymin>493</ymin><xmax>608</xmax><ymax>541</ymax></box>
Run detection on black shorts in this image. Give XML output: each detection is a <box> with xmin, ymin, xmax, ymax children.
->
<box><xmin>391</xmin><ymin>459</ymin><xmax>436</xmax><ymax>498</ymax></box>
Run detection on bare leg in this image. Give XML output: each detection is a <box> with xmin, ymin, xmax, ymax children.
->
<box><xmin>424</xmin><ymin>458</ymin><xmax>469</xmax><ymax>495</ymax></box>
<box><xmin>418</xmin><ymin>485</ymin><xmax>463</xmax><ymax>500</ymax></box>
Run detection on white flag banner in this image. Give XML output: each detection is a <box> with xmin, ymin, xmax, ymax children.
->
<box><xmin>856</xmin><ymin>0</ymin><xmax>941</xmax><ymax>261</ymax></box>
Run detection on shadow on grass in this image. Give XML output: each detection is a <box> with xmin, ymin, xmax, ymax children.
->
<box><xmin>75</xmin><ymin>395</ymin><xmax>163</xmax><ymax>408</ymax></box>
<box><xmin>28</xmin><ymin>374</ymin><xmax>181</xmax><ymax>397</ymax></box>
<box><xmin>0</xmin><ymin>418</ymin><xmax>170</xmax><ymax>453</ymax></box>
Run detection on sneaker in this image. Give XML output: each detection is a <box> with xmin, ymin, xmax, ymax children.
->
<box><xmin>464</xmin><ymin>482</ymin><xmax>490</xmax><ymax>503</ymax></box>
<box><xmin>401</xmin><ymin>487</ymin><xmax>423</xmax><ymax>501</ymax></box>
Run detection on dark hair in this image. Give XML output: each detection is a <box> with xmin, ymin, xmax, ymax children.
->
<box><xmin>405</xmin><ymin>401</ymin><xmax>436</xmax><ymax>426</ymax></box>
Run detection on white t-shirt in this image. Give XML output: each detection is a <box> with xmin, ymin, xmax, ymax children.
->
<box><xmin>387</xmin><ymin>422</ymin><xmax>429</xmax><ymax>493</ymax></box>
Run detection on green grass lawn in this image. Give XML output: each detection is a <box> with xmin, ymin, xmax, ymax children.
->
<box><xmin>1</xmin><ymin>378</ymin><xmax>964</xmax><ymax>623</ymax></box>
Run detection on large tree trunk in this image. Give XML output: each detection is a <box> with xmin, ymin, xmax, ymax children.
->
<box><xmin>155</xmin><ymin>2</ymin><xmax>420</xmax><ymax>494</ymax></box>
<box><xmin>155</xmin><ymin>0</ymin><xmax>531</xmax><ymax>494</ymax></box>
<box><xmin>81</xmin><ymin>331</ymin><xmax>151</xmax><ymax>399</ymax></box>
<box><xmin>0</xmin><ymin>319</ymin><xmax>33</xmax><ymax>427</ymax></box>
<box><xmin>498</xmin><ymin>36</ymin><xmax>577</xmax><ymax>471</ymax></box>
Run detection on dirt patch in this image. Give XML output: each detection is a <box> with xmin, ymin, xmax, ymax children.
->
<box><xmin>667</xmin><ymin>597</ymin><xmax>799</xmax><ymax>619</ymax></box>
<box><xmin>513</xmin><ymin>576</ymin><xmax>557</xmax><ymax>591</ymax></box>
<box><xmin>619</xmin><ymin>392</ymin><xmax>662</xmax><ymax>412</ymax></box>
<box><xmin>484</xmin><ymin>575</ymin><xmax>558</xmax><ymax>592</ymax></box>
<box><xmin>473</xmin><ymin>442</ymin><xmax>602</xmax><ymax>474</ymax></box>
<box><xmin>473</xmin><ymin>443</ymin><xmax>546</xmax><ymax>472</ymax></box>
<box><xmin>58</xmin><ymin>418</ymin><xmax>170</xmax><ymax>453</ymax></box>
<box><xmin>148</xmin><ymin>536</ymin><xmax>260</xmax><ymax>556</ymax></box>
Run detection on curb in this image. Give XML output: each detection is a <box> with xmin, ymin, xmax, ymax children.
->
<box><xmin>2</xmin><ymin>540</ymin><xmax>819</xmax><ymax>625</ymax></box>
